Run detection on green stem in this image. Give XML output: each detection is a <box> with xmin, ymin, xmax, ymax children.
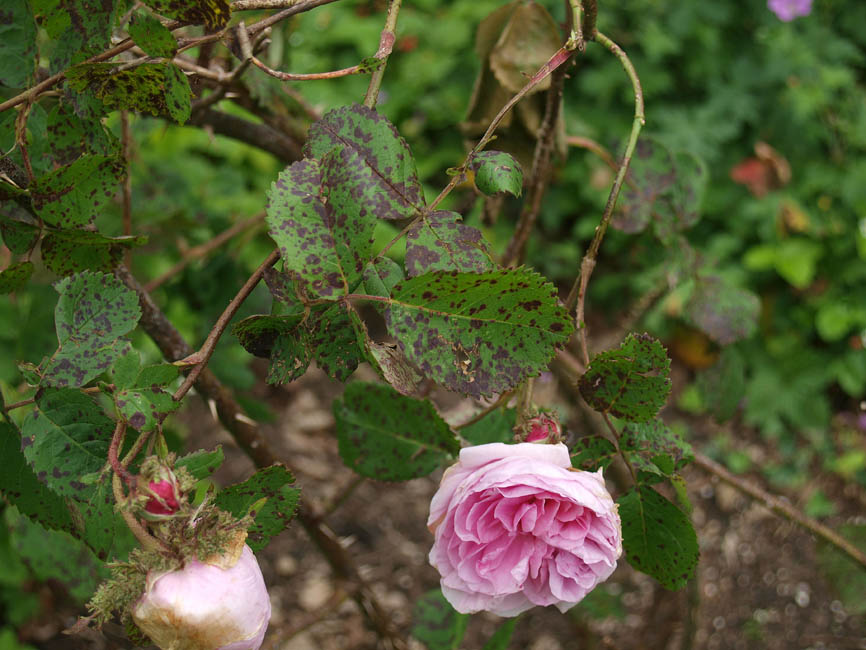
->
<box><xmin>363</xmin><ymin>0</ymin><xmax>403</xmax><ymax>108</ymax></box>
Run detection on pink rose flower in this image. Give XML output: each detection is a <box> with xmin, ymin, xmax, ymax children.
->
<box><xmin>768</xmin><ymin>0</ymin><xmax>812</xmax><ymax>21</ymax></box>
<box><xmin>133</xmin><ymin>544</ymin><xmax>271</xmax><ymax>650</ymax></box>
<box><xmin>428</xmin><ymin>443</ymin><xmax>622</xmax><ymax>617</ymax></box>
<box><xmin>144</xmin><ymin>479</ymin><xmax>181</xmax><ymax>516</ymax></box>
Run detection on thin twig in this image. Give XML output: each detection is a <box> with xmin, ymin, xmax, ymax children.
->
<box><xmin>250</xmin><ymin>56</ymin><xmax>368</xmax><ymax>81</ymax></box>
<box><xmin>172</xmin><ymin>249</ymin><xmax>279</xmax><ymax>402</ymax></box>
<box><xmin>567</xmin><ymin>135</ymin><xmax>618</xmax><ymax>171</ymax></box>
<box><xmin>363</xmin><ymin>0</ymin><xmax>402</xmax><ymax>108</ymax></box>
<box><xmin>144</xmin><ymin>212</ymin><xmax>266</xmax><ymax>292</ymax></box>
<box><xmin>693</xmin><ymin>452</ymin><xmax>866</xmax><ymax>570</ymax></box>
<box><xmin>564</xmin><ymin>30</ymin><xmax>645</xmax><ymax>365</ymax></box>
<box><xmin>108</xmin><ymin>420</ymin><xmax>136</xmax><ymax>487</ymax></box>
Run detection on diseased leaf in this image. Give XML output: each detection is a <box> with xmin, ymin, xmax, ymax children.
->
<box><xmin>111</xmin><ymin>345</ymin><xmax>140</xmax><ymax>390</ymax></box>
<box><xmin>308</xmin><ymin>303</ymin><xmax>363</xmax><ymax>382</ymax></box>
<box><xmin>368</xmin><ymin>342</ymin><xmax>423</xmax><ymax>396</ymax></box>
<box><xmin>176</xmin><ymin>446</ymin><xmax>224</xmax><ymax>480</ymax></box>
<box><xmin>128</xmin><ymin>11</ymin><xmax>178</xmax><ymax>58</ymax></box>
<box><xmin>304</xmin><ymin>103</ymin><xmax>425</xmax><ymax>220</ymax></box>
<box><xmin>617</xmin><ymin>486</ymin><xmax>699</xmax><ymax>590</ymax></box>
<box><xmin>411</xmin><ymin>589</ymin><xmax>469</xmax><ymax>650</ymax></box>
<box><xmin>405</xmin><ymin>211</ymin><xmax>493</xmax><ymax>277</ymax></box>
<box><xmin>45</xmin><ymin>101</ymin><xmax>119</xmax><ymax>166</ymax></box>
<box><xmin>334</xmin><ymin>382</ymin><xmax>459</xmax><ymax>481</ymax></box>
<box><xmin>613</xmin><ymin>137</ymin><xmax>675</xmax><ymax>234</ymax></box>
<box><xmin>0</xmin><ymin>262</ymin><xmax>33</xmax><ymax>294</ymax></box>
<box><xmin>266</xmin><ymin>150</ymin><xmax>378</xmax><ymax>299</ymax></box>
<box><xmin>488</xmin><ymin>1</ymin><xmax>561</xmax><ymax>94</ymax></box>
<box><xmin>570</xmin><ymin>435</ymin><xmax>617</xmax><ymax>472</ymax></box>
<box><xmin>115</xmin><ymin>386</ymin><xmax>179</xmax><ymax>432</ymax></box>
<box><xmin>0</xmin><ymin>219</ymin><xmax>39</xmax><ymax>254</ymax></box>
<box><xmin>459</xmin><ymin>407</ymin><xmax>516</xmax><ymax>445</ymax></box>
<box><xmin>0</xmin><ymin>420</ymin><xmax>75</xmax><ymax>533</ymax></box>
<box><xmin>30</xmin><ymin>155</ymin><xmax>126</xmax><ymax>228</ymax></box>
<box><xmin>0</xmin><ymin>0</ymin><xmax>37</xmax><ymax>88</ymax></box>
<box><xmin>661</xmin><ymin>151</ymin><xmax>707</xmax><ymax>234</ymax></box>
<box><xmin>363</xmin><ymin>257</ymin><xmax>404</xmax><ymax>297</ymax></box>
<box><xmin>71</xmin><ymin>476</ymin><xmax>138</xmax><ymax>561</ymax></box>
<box><xmin>232</xmin><ymin>314</ymin><xmax>304</xmax><ymax>359</ymax></box>
<box><xmin>41</xmin><ymin>230</ymin><xmax>147</xmax><ymax>276</ymax></box>
<box><xmin>20</xmin><ymin>388</ymin><xmax>114</xmax><ymax>499</ymax></box>
<box><xmin>579</xmin><ymin>333</ymin><xmax>671</xmax><ymax>422</ymax></box>
<box><xmin>41</xmin><ymin>271</ymin><xmax>141</xmax><ymax>388</ymax></box>
<box><xmin>619</xmin><ymin>419</ymin><xmax>693</xmax><ymax>476</ymax></box>
<box><xmin>214</xmin><ymin>465</ymin><xmax>300</xmax><ymax>552</ymax></box>
<box><xmin>39</xmin><ymin>0</ymin><xmax>116</xmax><ymax>73</ymax></box>
<box><xmin>66</xmin><ymin>63</ymin><xmax>192</xmax><ymax>125</ymax></box>
<box><xmin>470</xmin><ymin>151</ymin><xmax>523</xmax><ymax>197</ymax></box>
<box><xmin>267</xmin><ymin>331</ymin><xmax>312</xmax><ymax>385</ymax></box>
<box><xmin>685</xmin><ymin>275</ymin><xmax>760</xmax><ymax>345</ymax></box>
<box><xmin>386</xmin><ymin>268</ymin><xmax>573</xmax><ymax>397</ymax></box>
<box><xmin>141</xmin><ymin>0</ymin><xmax>231</xmax><ymax>31</ymax></box>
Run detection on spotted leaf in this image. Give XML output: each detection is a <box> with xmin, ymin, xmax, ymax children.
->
<box><xmin>41</xmin><ymin>230</ymin><xmax>147</xmax><ymax>276</ymax></box>
<box><xmin>385</xmin><ymin>268</ymin><xmax>573</xmax><ymax>397</ymax></box>
<box><xmin>115</xmin><ymin>386</ymin><xmax>179</xmax><ymax>432</ymax></box>
<box><xmin>141</xmin><ymin>0</ymin><xmax>231</xmax><ymax>31</ymax></box>
<box><xmin>363</xmin><ymin>257</ymin><xmax>404</xmax><ymax>297</ymax></box>
<box><xmin>128</xmin><ymin>10</ymin><xmax>178</xmax><ymax>58</ymax></box>
<box><xmin>685</xmin><ymin>275</ymin><xmax>760</xmax><ymax>345</ymax></box>
<box><xmin>470</xmin><ymin>151</ymin><xmax>523</xmax><ymax>197</ymax></box>
<box><xmin>405</xmin><ymin>210</ymin><xmax>493</xmax><ymax>277</ymax></box>
<box><xmin>304</xmin><ymin>103</ymin><xmax>425</xmax><ymax>220</ymax></box>
<box><xmin>0</xmin><ymin>261</ymin><xmax>33</xmax><ymax>294</ymax></box>
<box><xmin>334</xmin><ymin>382</ymin><xmax>459</xmax><ymax>481</ymax></box>
<box><xmin>0</xmin><ymin>0</ymin><xmax>37</xmax><ymax>88</ymax></box>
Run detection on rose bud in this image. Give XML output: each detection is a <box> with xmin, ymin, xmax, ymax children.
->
<box><xmin>428</xmin><ymin>442</ymin><xmax>621</xmax><ymax>617</ymax></box>
<box><xmin>523</xmin><ymin>412</ymin><xmax>561</xmax><ymax>443</ymax></box>
<box><xmin>132</xmin><ymin>544</ymin><xmax>271</xmax><ymax>650</ymax></box>
<box><xmin>144</xmin><ymin>479</ymin><xmax>181</xmax><ymax>517</ymax></box>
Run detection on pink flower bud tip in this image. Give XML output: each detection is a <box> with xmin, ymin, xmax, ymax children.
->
<box><xmin>145</xmin><ymin>480</ymin><xmax>180</xmax><ymax>516</ymax></box>
<box><xmin>133</xmin><ymin>544</ymin><xmax>271</xmax><ymax>650</ymax></box>
<box><xmin>525</xmin><ymin>413</ymin><xmax>561</xmax><ymax>443</ymax></box>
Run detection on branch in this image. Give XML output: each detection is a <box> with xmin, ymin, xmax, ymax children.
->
<box><xmin>187</xmin><ymin>108</ymin><xmax>303</xmax><ymax>162</ymax></box>
<box><xmin>692</xmin><ymin>452</ymin><xmax>866</xmax><ymax>570</ymax></box>
<box><xmin>363</xmin><ymin>0</ymin><xmax>402</xmax><ymax>108</ymax></box>
<box><xmin>172</xmin><ymin>250</ymin><xmax>279</xmax><ymax>402</ymax></box>
<box><xmin>564</xmin><ymin>30</ymin><xmax>645</xmax><ymax>365</ymax></box>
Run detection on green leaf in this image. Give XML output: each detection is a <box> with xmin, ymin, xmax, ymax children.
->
<box><xmin>7</xmin><ymin>509</ymin><xmax>105</xmax><ymax>603</ymax></box>
<box><xmin>214</xmin><ymin>465</ymin><xmax>300</xmax><ymax>552</ymax></box>
<box><xmin>333</xmin><ymin>382</ymin><xmax>459</xmax><ymax>481</ymax></box>
<box><xmin>135</xmin><ymin>364</ymin><xmax>180</xmax><ymax>388</ymax></box>
<box><xmin>0</xmin><ymin>0</ymin><xmax>37</xmax><ymax>88</ymax></box>
<box><xmin>140</xmin><ymin>0</ymin><xmax>231</xmax><ymax>31</ymax></box>
<box><xmin>308</xmin><ymin>303</ymin><xmax>363</xmax><ymax>382</ymax></box>
<box><xmin>267</xmin><ymin>331</ymin><xmax>312</xmax><ymax>385</ymax></box>
<box><xmin>176</xmin><ymin>446</ymin><xmax>224</xmax><ymax>480</ymax></box>
<box><xmin>0</xmin><ymin>262</ymin><xmax>33</xmax><ymax>294</ymax></box>
<box><xmin>685</xmin><ymin>276</ymin><xmax>760</xmax><ymax>345</ymax></box>
<box><xmin>41</xmin><ymin>230</ymin><xmax>147</xmax><ymax>276</ymax></box>
<box><xmin>20</xmin><ymin>388</ymin><xmax>114</xmax><ymax>499</ymax></box>
<box><xmin>30</xmin><ymin>155</ymin><xmax>126</xmax><ymax>228</ymax></box>
<box><xmin>45</xmin><ymin>101</ymin><xmax>119</xmax><ymax>166</ymax></box>
<box><xmin>363</xmin><ymin>257</ymin><xmax>404</xmax><ymax>297</ymax></box>
<box><xmin>617</xmin><ymin>486</ymin><xmax>699</xmax><ymax>590</ymax></box>
<box><xmin>482</xmin><ymin>618</ymin><xmax>519</xmax><ymax>650</ymax></box>
<box><xmin>386</xmin><ymin>268</ymin><xmax>573</xmax><ymax>397</ymax></box>
<box><xmin>411</xmin><ymin>589</ymin><xmax>469</xmax><ymax>650</ymax></box>
<box><xmin>233</xmin><ymin>314</ymin><xmax>304</xmax><ymax>359</ymax></box>
<box><xmin>579</xmin><ymin>333</ymin><xmax>671</xmax><ymax>422</ymax></box>
<box><xmin>128</xmin><ymin>11</ymin><xmax>178</xmax><ymax>58</ymax></box>
<box><xmin>773</xmin><ymin>238</ymin><xmax>822</xmax><ymax>289</ymax></box>
<box><xmin>267</xmin><ymin>150</ymin><xmax>379</xmax><ymax>299</ymax></box>
<box><xmin>405</xmin><ymin>211</ymin><xmax>493</xmax><ymax>277</ymax></box>
<box><xmin>695</xmin><ymin>348</ymin><xmax>745</xmax><ymax>421</ymax></box>
<box><xmin>459</xmin><ymin>407</ymin><xmax>516</xmax><ymax>445</ymax></box>
<box><xmin>41</xmin><ymin>271</ymin><xmax>141</xmax><ymax>388</ymax></box>
<box><xmin>0</xmin><ymin>421</ymin><xmax>75</xmax><ymax>534</ymax></box>
<box><xmin>39</xmin><ymin>0</ymin><xmax>116</xmax><ymax>73</ymax></box>
<box><xmin>66</xmin><ymin>63</ymin><xmax>192</xmax><ymax>125</ymax></box>
<box><xmin>71</xmin><ymin>476</ymin><xmax>138</xmax><ymax>561</ymax></box>
<box><xmin>619</xmin><ymin>419</ymin><xmax>693</xmax><ymax>476</ymax></box>
<box><xmin>570</xmin><ymin>435</ymin><xmax>617</xmax><ymax>471</ymax></box>
<box><xmin>115</xmin><ymin>386</ymin><xmax>180</xmax><ymax>432</ymax></box>
<box><xmin>470</xmin><ymin>151</ymin><xmax>523</xmax><ymax>197</ymax></box>
<box><xmin>0</xmin><ymin>219</ymin><xmax>39</xmax><ymax>255</ymax></box>
<box><xmin>304</xmin><ymin>103</ymin><xmax>425</xmax><ymax>220</ymax></box>
<box><xmin>111</xmin><ymin>345</ymin><xmax>141</xmax><ymax>390</ymax></box>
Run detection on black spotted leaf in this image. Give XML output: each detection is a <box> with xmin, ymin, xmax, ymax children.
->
<box><xmin>0</xmin><ymin>262</ymin><xmax>33</xmax><ymax>294</ymax></box>
<box><xmin>71</xmin><ymin>476</ymin><xmax>138</xmax><ymax>562</ymax></box>
<box><xmin>40</xmin><ymin>271</ymin><xmax>141</xmax><ymax>388</ymax></box>
<box><xmin>115</xmin><ymin>386</ymin><xmax>179</xmax><ymax>432</ymax></box>
<box><xmin>308</xmin><ymin>302</ymin><xmax>364</xmax><ymax>382</ymax></box>
<box><xmin>617</xmin><ymin>486</ymin><xmax>699</xmax><ymax>590</ymax></box>
<box><xmin>405</xmin><ymin>211</ymin><xmax>493</xmax><ymax>277</ymax></box>
<box><xmin>233</xmin><ymin>314</ymin><xmax>305</xmax><ymax>359</ymax></box>
<box><xmin>0</xmin><ymin>0</ymin><xmax>37</xmax><ymax>88</ymax></box>
<box><xmin>267</xmin><ymin>331</ymin><xmax>312</xmax><ymax>385</ymax></box>
<box><xmin>42</xmin><ymin>230</ymin><xmax>147</xmax><ymax>276</ymax></box>
<box><xmin>570</xmin><ymin>435</ymin><xmax>617</xmax><ymax>472</ymax></box>
<box><xmin>0</xmin><ymin>219</ymin><xmax>39</xmax><ymax>254</ymax></box>
<box><xmin>619</xmin><ymin>419</ymin><xmax>693</xmax><ymax>476</ymax></box>
<box><xmin>0</xmin><ymin>420</ymin><xmax>75</xmax><ymax>534</ymax></box>
<box><xmin>20</xmin><ymin>388</ymin><xmax>114</xmax><ymax>499</ymax></box>
<box><xmin>470</xmin><ymin>151</ymin><xmax>523</xmax><ymax>197</ymax></box>
<box><xmin>128</xmin><ymin>11</ymin><xmax>178</xmax><ymax>58</ymax></box>
<box><xmin>685</xmin><ymin>275</ymin><xmax>760</xmax><ymax>345</ymax></box>
<box><xmin>266</xmin><ymin>149</ymin><xmax>379</xmax><ymax>299</ymax></box>
<box><xmin>579</xmin><ymin>333</ymin><xmax>671</xmax><ymax>422</ymax></box>
<box><xmin>385</xmin><ymin>268</ymin><xmax>573</xmax><ymax>397</ymax></box>
<box><xmin>363</xmin><ymin>257</ymin><xmax>404</xmax><ymax>297</ymax></box>
<box><xmin>411</xmin><ymin>589</ymin><xmax>469</xmax><ymax>650</ymax></box>
<box><xmin>45</xmin><ymin>99</ymin><xmax>119</xmax><ymax>165</ymax></box>
<box><xmin>39</xmin><ymin>0</ymin><xmax>115</xmax><ymax>72</ymax></box>
<box><xmin>66</xmin><ymin>62</ymin><xmax>191</xmax><ymax>125</ymax></box>
<box><xmin>214</xmin><ymin>465</ymin><xmax>300</xmax><ymax>552</ymax></box>
<box><xmin>176</xmin><ymin>446</ymin><xmax>224</xmax><ymax>480</ymax></box>
<box><xmin>304</xmin><ymin>103</ymin><xmax>425</xmax><ymax>220</ymax></box>
<box><xmin>141</xmin><ymin>0</ymin><xmax>231</xmax><ymax>31</ymax></box>
<box><xmin>30</xmin><ymin>155</ymin><xmax>126</xmax><ymax>228</ymax></box>
<box><xmin>333</xmin><ymin>382</ymin><xmax>459</xmax><ymax>481</ymax></box>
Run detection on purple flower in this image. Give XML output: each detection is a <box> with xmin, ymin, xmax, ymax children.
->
<box><xmin>427</xmin><ymin>443</ymin><xmax>622</xmax><ymax>617</ymax></box>
<box><xmin>768</xmin><ymin>0</ymin><xmax>813</xmax><ymax>21</ymax></box>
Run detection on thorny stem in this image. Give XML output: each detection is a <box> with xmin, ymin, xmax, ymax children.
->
<box><xmin>172</xmin><ymin>250</ymin><xmax>280</xmax><ymax>402</ymax></box>
<box><xmin>108</xmin><ymin>420</ymin><xmax>135</xmax><ymax>487</ymax></box>
<box><xmin>144</xmin><ymin>212</ymin><xmax>266</xmax><ymax>292</ymax></box>
<box><xmin>363</xmin><ymin>0</ymin><xmax>402</xmax><ymax>108</ymax></box>
<box><xmin>693</xmin><ymin>452</ymin><xmax>866</xmax><ymax>570</ymax></box>
<box><xmin>565</xmin><ymin>30</ymin><xmax>645</xmax><ymax>366</ymax></box>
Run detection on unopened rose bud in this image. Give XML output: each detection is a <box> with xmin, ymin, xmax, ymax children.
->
<box><xmin>524</xmin><ymin>412</ymin><xmax>561</xmax><ymax>443</ymax></box>
<box><xmin>144</xmin><ymin>480</ymin><xmax>180</xmax><ymax>516</ymax></box>
<box><xmin>132</xmin><ymin>544</ymin><xmax>271</xmax><ymax>650</ymax></box>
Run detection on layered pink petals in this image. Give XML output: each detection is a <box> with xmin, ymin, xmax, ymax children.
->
<box><xmin>428</xmin><ymin>443</ymin><xmax>621</xmax><ymax>617</ymax></box>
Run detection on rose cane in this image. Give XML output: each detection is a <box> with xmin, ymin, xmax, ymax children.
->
<box><xmin>428</xmin><ymin>442</ymin><xmax>621</xmax><ymax>616</ymax></box>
